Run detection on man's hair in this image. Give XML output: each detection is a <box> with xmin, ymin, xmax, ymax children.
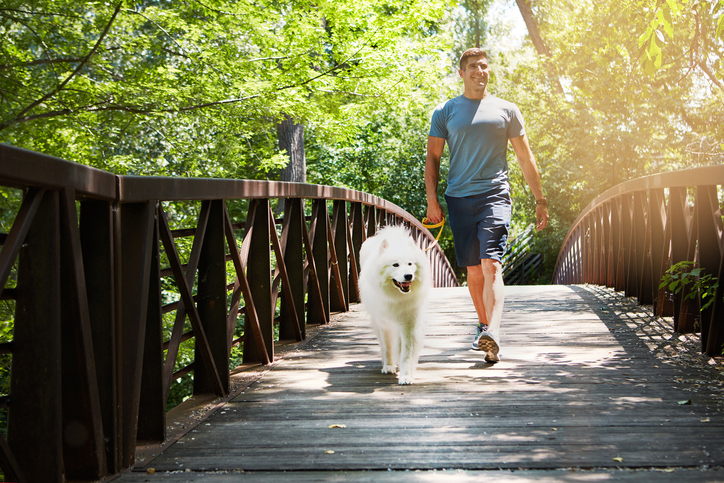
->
<box><xmin>459</xmin><ymin>48</ymin><xmax>488</xmax><ymax>70</ymax></box>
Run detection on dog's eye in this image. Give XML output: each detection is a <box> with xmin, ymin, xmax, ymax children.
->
<box><xmin>392</xmin><ymin>263</ymin><xmax>399</xmax><ymax>267</ymax></box>
<box><xmin>408</xmin><ymin>263</ymin><xmax>413</xmax><ymax>266</ymax></box>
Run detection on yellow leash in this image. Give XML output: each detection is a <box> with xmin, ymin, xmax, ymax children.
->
<box><xmin>421</xmin><ymin>216</ymin><xmax>445</xmax><ymax>252</ymax></box>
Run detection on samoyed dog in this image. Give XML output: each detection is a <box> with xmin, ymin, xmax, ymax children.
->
<box><xmin>358</xmin><ymin>225</ymin><xmax>431</xmax><ymax>385</ymax></box>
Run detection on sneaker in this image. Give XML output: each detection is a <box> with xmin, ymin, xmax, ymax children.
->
<box><xmin>471</xmin><ymin>324</ymin><xmax>488</xmax><ymax>350</ymax></box>
<box><xmin>472</xmin><ymin>325</ymin><xmax>500</xmax><ymax>363</ymax></box>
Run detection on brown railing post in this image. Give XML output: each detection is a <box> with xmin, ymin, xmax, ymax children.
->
<box><xmin>116</xmin><ymin>200</ymin><xmax>157</xmax><ymax>469</ymax></box>
<box><xmin>679</xmin><ymin>200</ymin><xmax>700</xmax><ymax>333</ymax></box>
<box><xmin>79</xmin><ymin>199</ymin><xmax>120</xmax><ymax>471</ymax></box>
<box><xmin>603</xmin><ymin>201</ymin><xmax>614</xmax><ymax>287</ymax></box>
<box><xmin>668</xmin><ymin>187</ymin><xmax>689</xmax><ymax>330</ymax></box>
<box><xmin>621</xmin><ymin>194</ymin><xmax>636</xmax><ymax>297</ymax></box>
<box><xmin>612</xmin><ymin>198</ymin><xmax>624</xmax><ymax>291</ymax></box>
<box><xmin>137</xmin><ymin>218</ymin><xmax>165</xmax><ymax>444</ymax></box>
<box><xmin>280</xmin><ymin>198</ymin><xmax>306</xmax><ymax>339</ymax></box>
<box><xmin>243</xmin><ymin>199</ymin><xmax>274</xmax><ymax>363</ymax></box>
<box><xmin>649</xmin><ymin>189</ymin><xmax>668</xmax><ymax>315</ymax></box>
<box><xmin>696</xmin><ymin>186</ymin><xmax>723</xmax><ymax>353</ymax></box>
<box><xmin>365</xmin><ymin>205</ymin><xmax>377</xmax><ymax>238</ymax></box>
<box><xmin>330</xmin><ymin>200</ymin><xmax>349</xmax><ymax>312</ymax></box>
<box><xmin>634</xmin><ymin>191</ymin><xmax>652</xmax><ymax>305</ymax></box>
<box><xmin>194</xmin><ymin>200</ymin><xmax>230</xmax><ymax>395</ymax></box>
<box><xmin>583</xmin><ymin>215</ymin><xmax>592</xmax><ymax>284</ymax></box>
<box><xmin>58</xmin><ymin>188</ymin><xmax>108</xmax><ymax>480</ymax></box>
<box><xmin>8</xmin><ymin>189</ymin><xmax>62</xmax><ymax>483</ymax></box>
<box><xmin>348</xmin><ymin>201</ymin><xmax>364</xmax><ymax>302</ymax></box>
<box><xmin>308</xmin><ymin>199</ymin><xmax>330</xmax><ymax>324</ymax></box>
<box><xmin>591</xmin><ymin>212</ymin><xmax>598</xmax><ymax>284</ymax></box>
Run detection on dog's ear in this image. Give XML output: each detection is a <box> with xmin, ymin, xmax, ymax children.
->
<box><xmin>379</xmin><ymin>239</ymin><xmax>389</xmax><ymax>254</ymax></box>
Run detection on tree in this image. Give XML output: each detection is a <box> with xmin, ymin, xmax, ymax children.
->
<box><xmin>513</xmin><ymin>0</ymin><xmax>563</xmax><ymax>93</ymax></box>
<box><xmin>0</xmin><ymin>0</ymin><xmax>449</xmax><ymax>179</ymax></box>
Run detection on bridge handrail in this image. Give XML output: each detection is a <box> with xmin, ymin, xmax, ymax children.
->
<box><xmin>553</xmin><ymin>164</ymin><xmax>724</xmax><ymax>356</ymax></box>
<box><xmin>0</xmin><ymin>143</ymin><xmax>458</xmax><ymax>482</ymax></box>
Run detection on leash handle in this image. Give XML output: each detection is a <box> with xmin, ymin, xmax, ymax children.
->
<box><xmin>421</xmin><ymin>216</ymin><xmax>445</xmax><ymax>252</ymax></box>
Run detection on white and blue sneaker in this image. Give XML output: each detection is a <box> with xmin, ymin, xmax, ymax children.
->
<box><xmin>471</xmin><ymin>324</ymin><xmax>500</xmax><ymax>363</ymax></box>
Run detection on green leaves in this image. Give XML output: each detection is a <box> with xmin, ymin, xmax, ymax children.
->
<box><xmin>637</xmin><ymin>0</ymin><xmax>682</xmax><ymax>76</ymax></box>
<box><xmin>0</xmin><ymin>0</ymin><xmax>449</xmax><ymax>178</ymax></box>
<box><xmin>659</xmin><ymin>261</ymin><xmax>720</xmax><ymax>312</ymax></box>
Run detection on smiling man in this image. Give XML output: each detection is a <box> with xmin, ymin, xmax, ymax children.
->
<box><xmin>425</xmin><ymin>47</ymin><xmax>549</xmax><ymax>363</ymax></box>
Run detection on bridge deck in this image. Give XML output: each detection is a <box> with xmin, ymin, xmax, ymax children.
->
<box><xmin>117</xmin><ymin>286</ymin><xmax>724</xmax><ymax>482</ymax></box>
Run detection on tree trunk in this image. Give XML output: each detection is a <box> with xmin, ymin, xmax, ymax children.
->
<box><xmin>514</xmin><ymin>0</ymin><xmax>564</xmax><ymax>94</ymax></box>
<box><xmin>277</xmin><ymin>113</ymin><xmax>306</xmax><ymax>183</ymax></box>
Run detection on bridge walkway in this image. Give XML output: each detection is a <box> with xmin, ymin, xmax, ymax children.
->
<box><xmin>116</xmin><ymin>285</ymin><xmax>724</xmax><ymax>482</ymax></box>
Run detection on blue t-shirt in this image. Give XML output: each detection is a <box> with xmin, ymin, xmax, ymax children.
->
<box><xmin>429</xmin><ymin>94</ymin><xmax>525</xmax><ymax>197</ymax></box>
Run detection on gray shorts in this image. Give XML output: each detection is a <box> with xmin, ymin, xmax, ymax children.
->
<box><xmin>445</xmin><ymin>186</ymin><xmax>511</xmax><ymax>266</ymax></box>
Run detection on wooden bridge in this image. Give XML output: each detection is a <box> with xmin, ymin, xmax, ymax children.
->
<box><xmin>2</xmin><ymin>145</ymin><xmax>724</xmax><ymax>481</ymax></box>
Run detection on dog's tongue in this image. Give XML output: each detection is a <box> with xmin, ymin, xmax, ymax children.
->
<box><xmin>400</xmin><ymin>282</ymin><xmax>412</xmax><ymax>289</ymax></box>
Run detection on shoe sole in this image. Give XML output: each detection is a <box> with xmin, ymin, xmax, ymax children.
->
<box><xmin>477</xmin><ymin>335</ymin><xmax>500</xmax><ymax>363</ymax></box>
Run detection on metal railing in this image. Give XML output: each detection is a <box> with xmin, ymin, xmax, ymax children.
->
<box><xmin>553</xmin><ymin>165</ymin><xmax>724</xmax><ymax>357</ymax></box>
<box><xmin>0</xmin><ymin>144</ymin><xmax>457</xmax><ymax>482</ymax></box>
<box><xmin>502</xmin><ymin>224</ymin><xmax>542</xmax><ymax>285</ymax></box>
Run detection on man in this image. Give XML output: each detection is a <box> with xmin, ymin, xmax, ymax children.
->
<box><xmin>425</xmin><ymin>48</ymin><xmax>549</xmax><ymax>363</ymax></box>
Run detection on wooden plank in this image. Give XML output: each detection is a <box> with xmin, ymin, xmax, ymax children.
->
<box><xmin>121</xmin><ymin>285</ymin><xmax>724</xmax><ymax>476</ymax></box>
<box><xmin>111</xmin><ymin>468</ymin><xmax>724</xmax><ymax>482</ymax></box>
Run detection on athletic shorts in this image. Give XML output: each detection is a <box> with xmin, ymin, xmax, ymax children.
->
<box><xmin>445</xmin><ymin>186</ymin><xmax>511</xmax><ymax>266</ymax></box>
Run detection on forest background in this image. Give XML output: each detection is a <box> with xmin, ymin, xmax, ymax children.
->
<box><xmin>1</xmin><ymin>0</ymin><xmax>723</xmax><ymax>284</ymax></box>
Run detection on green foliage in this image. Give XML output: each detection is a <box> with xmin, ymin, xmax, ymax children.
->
<box><xmin>638</xmin><ymin>0</ymin><xmax>683</xmax><ymax>76</ymax></box>
<box><xmin>306</xmin><ymin>102</ymin><xmax>459</xmax><ymax>276</ymax></box>
<box><xmin>0</xmin><ymin>0</ymin><xmax>449</xmax><ymax>178</ymax></box>
<box><xmin>659</xmin><ymin>261</ymin><xmax>720</xmax><ymax>311</ymax></box>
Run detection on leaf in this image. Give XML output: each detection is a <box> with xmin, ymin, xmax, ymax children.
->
<box><xmin>328</xmin><ymin>424</ymin><xmax>347</xmax><ymax>429</ymax></box>
<box><xmin>678</xmin><ymin>399</ymin><xmax>692</xmax><ymax>405</ymax></box>
<box><xmin>638</xmin><ymin>28</ymin><xmax>652</xmax><ymax>48</ymax></box>
<box><xmin>325</xmin><ymin>450</ymin><xmax>335</xmax><ymax>454</ymax></box>
<box><xmin>612</xmin><ymin>456</ymin><xmax>624</xmax><ymax>462</ymax></box>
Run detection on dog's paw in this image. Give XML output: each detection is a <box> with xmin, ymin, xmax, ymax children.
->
<box><xmin>381</xmin><ymin>364</ymin><xmax>397</xmax><ymax>374</ymax></box>
<box><xmin>397</xmin><ymin>373</ymin><xmax>413</xmax><ymax>385</ymax></box>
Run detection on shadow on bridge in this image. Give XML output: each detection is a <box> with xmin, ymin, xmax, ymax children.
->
<box><xmin>113</xmin><ymin>285</ymin><xmax>724</xmax><ymax>481</ymax></box>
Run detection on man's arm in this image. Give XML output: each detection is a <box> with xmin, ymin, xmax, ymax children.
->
<box><xmin>509</xmin><ymin>134</ymin><xmax>549</xmax><ymax>231</ymax></box>
<box><xmin>425</xmin><ymin>136</ymin><xmax>446</xmax><ymax>224</ymax></box>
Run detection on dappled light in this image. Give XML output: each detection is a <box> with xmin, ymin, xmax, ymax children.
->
<box><xmin>130</xmin><ymin>285</ymin><xmax>724</xmax><ymax>478</ymax></box>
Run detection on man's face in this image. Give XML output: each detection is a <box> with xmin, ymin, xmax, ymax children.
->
<box><xmin>459</xmin><ymin>55</ymin><xmax>490</xmax><ymax>91</ymax></box>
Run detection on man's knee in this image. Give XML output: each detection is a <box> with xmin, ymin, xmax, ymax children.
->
<box><xmin>480</xmin><ymin>258</ymin><xmax>502</xmax><ymax>279</ymax></box>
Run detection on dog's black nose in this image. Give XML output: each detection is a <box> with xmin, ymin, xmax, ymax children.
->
<box><xmin>404</xmin><ymin>274</ymin><xmax>413</xmax><ymax>281</ymax></box>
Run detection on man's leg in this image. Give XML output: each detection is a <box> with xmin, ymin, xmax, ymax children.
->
<box><xmin>467</xmin><ymin>258</ymin><xmax>504</xmax><ymax>333</ymax></box>
<box><xmin>468</xmin><ymin>258</ymin><xmax>504</xmax><ymax>361</ymax></box>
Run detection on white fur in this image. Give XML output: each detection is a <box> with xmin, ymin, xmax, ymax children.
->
<box><xmin>358</xmin><ymin>225</ymin><xmax>431</xmax><ymax>385</ymax></box>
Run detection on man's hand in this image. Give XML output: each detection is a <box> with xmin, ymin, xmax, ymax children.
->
<box><xmin>426</xmin><ymin>199</ymin><xmax>444</xmax><ymax>225</ymax></box>
<box><xmin>536</xmin><ymin>204</ymin><xmax>549</xmax><ymax>231</ymax></box>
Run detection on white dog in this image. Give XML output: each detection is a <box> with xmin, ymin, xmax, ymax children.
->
<box><xmin>358</xmin><ymin>225</ymin><xmax>431</xmax><ymax>384</ymax></box>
